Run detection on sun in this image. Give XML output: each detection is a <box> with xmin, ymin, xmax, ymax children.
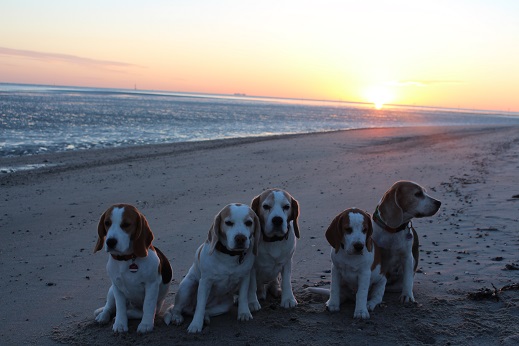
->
<box><xmin>374</xmin><ymin>100</ymin><xmax>385</xmax><ymax>110</ymax></box>
<box><xmin>364</xmin><ymin>86</ymin><xmax>394</xmax><ymax>110</ymax></box>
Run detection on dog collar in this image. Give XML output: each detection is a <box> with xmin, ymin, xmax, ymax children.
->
<box><xmin>215</xmin><ymin>241</ymin><xmax>246</xmax><ymax>264</ymax></box>
<box><xmin>372</xmin><ymin>206</ymin><xmax>409</xmax><ymax>233</ymax></box>
<box><xmin>111</xmin><ymin>253</ymin><xmax>137</xmax><ymax>261</ymax></box>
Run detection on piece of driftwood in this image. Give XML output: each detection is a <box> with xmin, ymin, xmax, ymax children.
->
<box><xmin>467</xmin><ymin>283</ymin><xmax>519</xmax><ymax>301</ymax></box>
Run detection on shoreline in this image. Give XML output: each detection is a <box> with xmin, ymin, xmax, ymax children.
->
<box><xmin>2</xmin><ymin>125</ymin><xmax>519</xmax><ymax>345</ymax></box>
<box><xmin>0</xmin><ymin>124</ymin><xmax>508</xmax><ymax>179</ymax></box>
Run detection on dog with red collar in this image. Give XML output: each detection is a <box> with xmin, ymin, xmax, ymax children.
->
<box><xmin>94</xmin><ymin>204</ymin><xmax>172</xmax><ymax>333</ymax></box>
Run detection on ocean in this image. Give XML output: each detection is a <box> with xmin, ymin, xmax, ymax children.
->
<box><xmin>1</xmin><ymin>83</ymin><xmax>518</xmax><ymax>157</ymax></box>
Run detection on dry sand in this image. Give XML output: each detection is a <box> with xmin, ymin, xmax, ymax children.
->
<box><xmin>1</xmin><ymin>125</ymin><xmax>519</xmax><ymax>345</ymax></box>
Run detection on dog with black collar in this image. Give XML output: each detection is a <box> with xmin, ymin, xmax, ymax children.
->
<box><xmin>371</xmin><ymin>181</ymin><xmax>441</xmax><ymax>303</ymax></box>
<box><xmin>248</xmin><ymin>189</ymin><xmax>300</xmax><ymax>311</ymax></box>
<box><xmin>163</xmin><ymin>203</ymin><xmax>260</xmax><ymax>333</ymax></box>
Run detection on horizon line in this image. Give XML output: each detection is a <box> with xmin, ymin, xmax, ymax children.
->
<box><xmin>0</xmin><ymin>81</ymin><xmax>516</xmax><ymax>116</ymax></box>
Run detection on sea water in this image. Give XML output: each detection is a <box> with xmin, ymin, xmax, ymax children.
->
<box><xmin>1</xmin><ymin>83</ymin><xmax>518</xmax><ymax>157</ymax></box>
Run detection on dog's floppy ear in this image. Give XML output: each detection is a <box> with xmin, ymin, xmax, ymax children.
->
<box><xmin>133</xmin><ymin>211</ymin><xmax>154</xmax><ymax>258</ymax></box>
<box><xmin>208</xmin><ymin>211</ymin><xmax>222</xmax><ymax>255</ymax></box>
<box><xmin>251</xmin><ymin>193</ymin><xmax>265</xmax><ymax>232</ymax></box>
<box><xmin>252</xmin><ymin>211</ymin><xmax>261</xmax><ymax>256</ymax></box>
<box><xmin>325</xmin><ymin>211</ymin><xmax>346</xmax><ymax>253</ymax></box>
<box><xmin>290</xmin><ymin>196</ymin><xmax>300</xmax><ymax>238</ymax></box>
<box><xmin>379</xmin><ymin>183</ymin><xmax>404</xmax><ymax>228</ymax></box>
<box><xmin>251</xmin><ymin>194</ymin><xmax>261</xmax><ymax>215</ymax></box>
<box><xmin>364</xmin><ymin>211</ymin><xmax>374</xmax><ymax>252</ymax></box>
<box><xmin>94</xmin><ymin>210</ymin><xmax>108</xmax><ymax>253</ymax></box>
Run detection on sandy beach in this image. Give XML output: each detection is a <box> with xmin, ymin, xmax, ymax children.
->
<box><xmin>1</xmin><ymin>125</ymin><xmax>519</xmax><ymax>345</ymax></box>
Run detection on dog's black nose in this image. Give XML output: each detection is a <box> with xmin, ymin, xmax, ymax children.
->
<box><xmin>106</xmin><ymin>238</ymin><xmax>117</xmax><ymax>249</ymax></box>
<box><xmin>353</xmin><ymin>242</ymin><xmax>364</xmax><ymax>252</ymax></box>
<box><xmin>272</xmin><ymin>216</ymin><xmax>283</xmax><ymax>226</ymax></box>
<box><xmin>234</xmin><ymin>234</ymin><xmax>247</xmax><ymax>248</ymax></box>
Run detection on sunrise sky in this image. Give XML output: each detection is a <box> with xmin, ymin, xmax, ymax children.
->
<box><xmin>1</xmin><ymin>0</ymin><xmax>518</xmax><ymax>112</ymax></box>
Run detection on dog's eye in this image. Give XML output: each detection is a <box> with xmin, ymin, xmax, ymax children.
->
<box><xmin>244</xmin><ymin>220</ymin><xmax>253</xmax><ymax>227</ymax></box>
<box><xmin>262</xmin><ymin>205</ymin><xmax>271</xmax><ymax>211</ymax></box>
<box><xmin>345</xmin><ymin>227</ymin><xmax>353</xmax><ymax>234</ymax></box>
<box><xmin>104</xmin><ymin>220</ymin><xmax>111</xmax><ymax>227</ymax></box>
<box><xmin>282</xmin><ymin>205</ymin><xmax>290</xmax><ymax>211</ymax></box>
<box><xmin>225</xmin><ymin>221</ymin><xmax>234</xmax><ymax>226</ymax></box>
<box><xmin>121</xmin><ymin>222</ymin><xmax>130</xmax><ymax>229</ymax></box>
<box><xmin>362</xmin><ymin>227</ymin><xmax>367</xmax><ymax>234</ymax></box>
<box><xmin>415</xmin><ymin>191</ymin><xmax>424</xmax><ymax>198</ymax></box>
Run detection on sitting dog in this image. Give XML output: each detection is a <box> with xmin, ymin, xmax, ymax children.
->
<box><xmin>371</xmin><ymin>180</ymin><xmax>441</xmax><ymax>303</ymax></box>
<box><xmin>163</xmin><ymin>203</ymin><xmax>260</xmax><ymax>333</ymax></box>
<box><xmin>248</xmin><ymin>189</ymin><xmax>300</xmax><ymax>311</ymax></box>
<box><xmin>309</xmin><ymin>208</ymin><xmax>386</xmax><ymax>319</ymax></box>
<box><xmin>93</xmin><ymin>204</ymin><xmax>172</xmax><ymax>333</ymax></box>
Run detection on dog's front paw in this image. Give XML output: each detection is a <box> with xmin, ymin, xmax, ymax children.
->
<box><xmin>187</xmin><ymin>320</ymin><xmax>204</xmax><ymax>333</ymax></box>
<box><xmin>326</xmin><ymin>299</ymin><xmax>340</xmax><ymax>312</ymax></box>
<box><xmin>280</xmin><ymin>296</ymin><xmax>298</xmax><ymax>309</ymax></box>
<box><xmin>94</xmin><ymin>308</ymin><xmax>111</xmax><ymax>324</ymax></box>
<box><xmin>353</xmin><ymin>308</ymin><xmax>370</xmax><ymax>319</ymax></box>
<box><xmin>399</xmin><ymin>293</ymin><xmax>415</xmax><ymax>303</ymax></box>
<box><xmin>237</xmin><ymin>309</ymin><xmax>253</xmax><ymax>321</ymax></box>
<box><xmin>164</xmin><ymin>307</ymin><xmax>184</xmax><ymax>326</ymax></box>
<box><xmin>137</xmin><ymin>321</ymin><xmax>154</xmax><ymax>334</ymax></box>
<box><xmin>249</xmin><ymin>300</ymin><xmax>261</xmax><ymax>312</ymax></box>
<box><xmin>112</xmin><ymin>320</ymin><xmax>128</xmax><ymax>333</ymax></box>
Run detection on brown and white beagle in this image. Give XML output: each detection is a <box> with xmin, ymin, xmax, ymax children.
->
<box><xmin>93</xmin><ymin>204</ymin><xmax>172</xmax><ymax>333</ymax></box>
<box><xmin>248</xmin><ymin>189</ymin><xmax>300</xmax><ymax>311</ymax></box>
<box><xmin>371</xmin><ymin>181</ymin><xmax>441</xmax><ymax>303</ymax></box>
<box><xmin>163</xmin><ymin>203</ymin><xmax>260</xmax><ymax>333</ymax></box>
<box><xmin>309</xmin><ymin>208</ymin><xmax>386</xmax><ymax>319</ymax></box>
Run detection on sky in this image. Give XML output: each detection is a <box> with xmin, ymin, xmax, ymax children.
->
<box><xmin>1</xmin><ymin>0</ymin><xmax>518</xmax><ymax>112</ymax></box>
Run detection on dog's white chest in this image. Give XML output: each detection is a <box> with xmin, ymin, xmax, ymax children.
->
<box><xmin>333</xmin><ymin>253</ymin><xmax>372</xmax><ymax>291</ymax></box>
<box><xmin>255</xmin><ymin>238</ymin><xmax>294</xmax><ymax>280</ymax></box>
<box><xmin>203</xmin><ymin>252</ymin><xmax>254</xmax><ymax>294</ymax></box>
<box><xmin>114</xmin><ymin>273</ymin><xmax>145</xmax><ymax>300</ymax></box>
<box><xmin>372</xmin><ymin>227</ymin><xmax>412</xmax><ymax>252</ymax></box>
<box><xmin>108</xmin><ymin>259</ymin><xmax>149</xmax><ymax>305</ymax></box>
<box><xmin>212</xmin><ymin>271</ymin><xmax>243</xmax><ymax>294</ymax></box>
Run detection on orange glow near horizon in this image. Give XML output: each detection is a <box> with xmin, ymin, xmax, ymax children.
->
<box><xmin>1</xmin><ymin>1</ymin><xmax>519</xmax><ymax>112</ymax></box>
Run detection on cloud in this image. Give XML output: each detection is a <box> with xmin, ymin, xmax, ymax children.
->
<box><xmin>0</xmin><ymin>46</ymin><xmax>143</xmax><ymax>69</ymax></box>
<box><xmin>387</xmin><ymin>80</ymin><xmax>464</xmax><ymax>87</ymax></box>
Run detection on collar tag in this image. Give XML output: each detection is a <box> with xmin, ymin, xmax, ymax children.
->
<box><xmin>129</xmin><ymin>262</ymin><xmax>139</xmax><ymax>273</ymax></box>
<box><xmin>406</xmin><ymin>222</ymin><xmax>415</xmax><ymax>240</ymax></box>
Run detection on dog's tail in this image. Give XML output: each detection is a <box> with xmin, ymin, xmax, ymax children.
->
<box><xmin>305</xmin><ymin>287</ymin><xmax>330</xmax><ymax>296</ymax></box>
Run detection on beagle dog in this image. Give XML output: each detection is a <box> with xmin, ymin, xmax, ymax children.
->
<box><xmin>248</xmin><ymin>189</ymin><xmax>300</xmax><ymax>311</ymax></box>
<box><xmin>93</xmin><ymin>204</ymin><xmax>172</xmax><ymax>333</ymax></box>
<box><xmin>371</xmin><ymin>181</ymin><xmax>441</xmax><ymax>303</ymax></box>
<box><xmin>163</xmin><ymin>203</ymin><xmax>260</xmax><ymax>333</ymax></box>
<box><xmin>309</xmin><ymin>208</ymin><xmax>386</xmax><ymax>319</ymax></box>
